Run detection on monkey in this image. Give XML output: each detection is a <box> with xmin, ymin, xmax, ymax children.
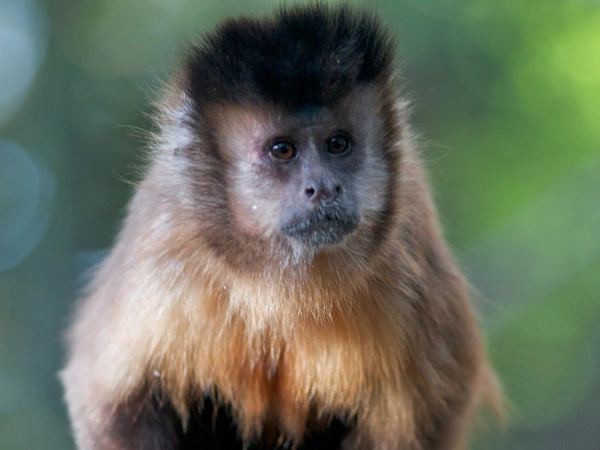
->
<box><xmin>61</xmin><ymin>4</ymin><xmax>502</xmax><ymax>450</ymax></box>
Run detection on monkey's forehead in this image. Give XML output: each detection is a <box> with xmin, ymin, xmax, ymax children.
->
<box><xmin>183</xmin><ymin>4</ymin><xmax>396</xmax><ymax>112</ymax></box>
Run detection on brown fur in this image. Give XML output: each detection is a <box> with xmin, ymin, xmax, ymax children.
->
<box><xmin>61</xmin><ymin>7</ymin><xmax>501</xmax><ymax>450</ymax></box>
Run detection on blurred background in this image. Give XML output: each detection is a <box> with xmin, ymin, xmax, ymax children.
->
<box><xmin>1</xmin><ymin>0</ymin><xmax>599</xmax><ymax>448</ymax></box>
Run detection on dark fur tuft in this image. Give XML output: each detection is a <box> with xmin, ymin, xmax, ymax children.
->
<box><xmin>185</xmin><ymin>4</ymin><xmax>396</xmax><ymax>111</ymax></box>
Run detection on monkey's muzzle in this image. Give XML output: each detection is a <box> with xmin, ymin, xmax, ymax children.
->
<box><xmin>281</xmin><ymin>206</ymin><xmax>359</xmax><ymax>247</ymax></box>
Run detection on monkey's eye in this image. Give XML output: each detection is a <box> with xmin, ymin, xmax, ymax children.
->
<box><xmin>326</xmin><ymin>134</ymin><xmax>351</xmax><ymax>155</ymax></box>
<box><xmin>269</xmin><ymin>140</ymin><xmax>297</xmax><ymax>162</ymax></box>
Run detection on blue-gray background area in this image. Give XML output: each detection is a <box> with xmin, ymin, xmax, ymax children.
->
<box><xmin>1</xmin><ymin>0</ymin><xmax>599</xmax><ymax>449</ymax></box>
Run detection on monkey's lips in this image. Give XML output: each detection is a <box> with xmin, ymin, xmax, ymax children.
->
<box><xmin>281</xmin><ymin>206</ymin><xmax>359</xmax><ymax>247</ymax></box>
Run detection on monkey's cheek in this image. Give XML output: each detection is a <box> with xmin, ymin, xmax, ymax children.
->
<box><xmin>229</xmin><ymin>197</ymin><xmax>277</xmax><ymax>237</ymax></box>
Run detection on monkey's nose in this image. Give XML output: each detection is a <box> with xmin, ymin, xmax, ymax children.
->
<box><xmin>304</xmin><ymin>182</ymin><xmax>343</xmax><ymax>202</ymax></box>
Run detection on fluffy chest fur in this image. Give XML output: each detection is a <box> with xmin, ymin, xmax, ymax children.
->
<box><xmin>143</xmin><ymin>273</ymin><xmax>409</xmax><ymax>442</ymax></box>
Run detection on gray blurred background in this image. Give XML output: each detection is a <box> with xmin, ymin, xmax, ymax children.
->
<box><xmin>1</xmin><ymin>0</ymin><xmax>599</xmax><ymax>448</ymax></box>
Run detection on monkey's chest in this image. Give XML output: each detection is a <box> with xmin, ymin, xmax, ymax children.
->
<box><xmin>165</xmin><ymin>331</ymin><xmax>369</xmax><ymax>449</ymax></box>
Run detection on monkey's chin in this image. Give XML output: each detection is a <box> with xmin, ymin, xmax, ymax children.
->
<box><xmin>280</xmin><ymin>207</ymin><xmax>359</xmax><ymax>248</ymax></box>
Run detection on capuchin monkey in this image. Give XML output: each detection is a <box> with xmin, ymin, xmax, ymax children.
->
<box><xmin>61</xmin><ymin>4</ymin><xmax>502</xmax><ymax>450</ymax></box>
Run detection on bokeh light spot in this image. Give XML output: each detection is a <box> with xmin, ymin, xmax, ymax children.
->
<box><xmin>0</xmin><ymin>140</ymin><xmax>55</xmax><ymax>271</ymax></box>
<box><xmin>0</xmin><ymin>0</ymin><xmax>49</xmax><ymax>127</ymax></box>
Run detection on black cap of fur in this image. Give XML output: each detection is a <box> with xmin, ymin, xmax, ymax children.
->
<box><xmin>184</xmin><ymin>4</ymin><xmax>396</xmax><ymax>112</ymax></box>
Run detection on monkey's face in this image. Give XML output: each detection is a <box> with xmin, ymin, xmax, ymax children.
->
<box><xmin>261</xmin><ymin>118</ymin><xmax>361</xmax><ymax>249</ymax></box>
<box><xmin>212</xmin><ymin>86</ymin><xmax>395</xmax><ymax>258</ymax></box>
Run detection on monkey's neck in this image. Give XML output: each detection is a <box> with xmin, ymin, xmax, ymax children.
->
<box><xmin>207</xmin><ymin>253</ymin><xmax>375</xmax><ymax>334</ymax></box>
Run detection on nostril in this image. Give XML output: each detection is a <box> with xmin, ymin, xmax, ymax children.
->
<box><xmin>335</xmin><ymin>184</ymin><xmax>342</xmax><ymax>195</ymax></box>
<box><xmin>305</xmin><ymin>187</ymin><xmax>315</xmax><ymax>198</ymax></box>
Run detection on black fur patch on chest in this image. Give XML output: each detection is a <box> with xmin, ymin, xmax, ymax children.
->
<box><xmin>111</xmin><ymin>389</ymin><xmax>353</xmax><ymax>450</ymax></box>
<box><xmin>183</xmin><ymin>396</ymin><xmax>352</xmax><ymax>450</ymax></box>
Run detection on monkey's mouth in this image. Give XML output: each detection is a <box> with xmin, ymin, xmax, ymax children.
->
<box><xmin>281</xmin><ymin>206</ymin><xmax>359</xmax><ymax>247</ymax></box>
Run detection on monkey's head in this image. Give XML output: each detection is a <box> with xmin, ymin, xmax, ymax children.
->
<box><xmin>157</xmin><ymin>5</ymin><xmax>402</xmax><ymax>272</ymax></box>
